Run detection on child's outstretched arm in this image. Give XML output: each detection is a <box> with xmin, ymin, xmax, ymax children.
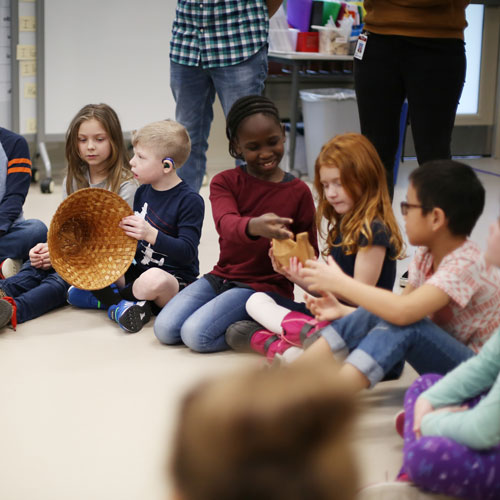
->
<box><xmin>301</xmin><ymin>256</ymin><xmax>450</xmax><ymax>326</ymax></box>
<box><xmin>210</xmin><ymin>175</ymin><xmax>293</xmax><ymax>244</ymax></box>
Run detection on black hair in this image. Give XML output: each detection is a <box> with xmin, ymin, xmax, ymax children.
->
<box><xmin>225</xmin><ymin>95</ymin><xmax>282</xmax><ymax>159</ymax></box>
<box><xmin>409</xmin><ymin>160</ymin><xmax>485</xmax><ymax>236</ymax></box>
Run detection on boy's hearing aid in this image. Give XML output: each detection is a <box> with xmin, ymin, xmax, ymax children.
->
<box><xmin>163</xmin><ymin>157</ymin><xmax>175</xmax><ymax>169</ymax></box>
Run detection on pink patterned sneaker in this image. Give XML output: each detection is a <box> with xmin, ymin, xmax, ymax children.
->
<box><xmin>280</xmin><ymin>310</ymin><xmax>329</xmax><ymax>347</ymax></box>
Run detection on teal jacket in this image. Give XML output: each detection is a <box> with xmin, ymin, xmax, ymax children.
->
<box><xmin>421</xmin><ymin>328</ymin><xmax>500</xmax><ymax>449</ymax></box>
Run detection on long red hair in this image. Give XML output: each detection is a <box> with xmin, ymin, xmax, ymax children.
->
<box><xmin>313</xmin><ymin>133</ymin><xmax>405</xmax><ymax>259</ymax></box>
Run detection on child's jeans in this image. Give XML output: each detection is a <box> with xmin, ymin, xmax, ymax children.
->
<box><xmin>0</xmin><ymin>261</ymin><xmax>69</xmax><ymax>323</ymax></box>
<box><xmin>401</xmin><ymin>374</ymin><xmax>500</xmax><ymax>500</ymax></box>
<box><xmin>0</xmin><ymin>219</ymin><xmax>47</xmax><ymax>262</ymax></box>
<box><xmin>154</xmin><ymin>276</ymin><xmax>308</xmax><ymax>353</ymax></box>
<box><xmin>320</xmin><ymin>307</ymin><xmax>474</xmax><ymax>387</ymax></box>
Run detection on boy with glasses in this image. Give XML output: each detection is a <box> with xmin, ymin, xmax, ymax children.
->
<box><xmin>288</xmin><ymin>160</ymin><xmax>500</xmax><ymax>391</ymax></box>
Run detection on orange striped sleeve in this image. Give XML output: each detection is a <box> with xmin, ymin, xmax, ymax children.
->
<box><xmin>8</xmin><ymin>157</ymin><xmax>32</xmax><ymax>167</ymax></box>
<box><xmin>7</xmin><ymin>166</ymin><xmax>32</xmax><ymax>175</ymax></box>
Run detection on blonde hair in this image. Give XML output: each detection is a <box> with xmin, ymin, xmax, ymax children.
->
<box><xmin>131</xmin><ymin>120</ymin><xmax>191</xmax><ymax>168</ymax></box>
<box><xmin>65</xmin><ymin>103</ymin><xmax>132</xmax><ymax>195</ymax></box>
<box><xmin>171</xmin><ymin>362</ymin><xmax>358</xmax><ymax>500</ymax></box>
<box><xmin>314</xmin><ymin>133</ymin><xmax>405</xmax><ymax>259</ymax></box>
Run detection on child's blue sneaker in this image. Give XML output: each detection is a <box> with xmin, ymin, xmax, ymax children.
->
<box><xmin>108</xmin><ymin>299</ymin><xmax>151</xmax><ymax>333</ymax></box>
<box><xmin>67</xmin><ymin>286</ymin><xmax>108</xmax><ymax>310</ymax></box>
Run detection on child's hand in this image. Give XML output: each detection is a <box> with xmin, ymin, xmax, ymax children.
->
<box><xmin>413</xmin><ymin>397</ymin><xmax>434</xmax><ymax>438</ymax></box>
<box><xmin>413</xmin><ymin>397</ymin><xmax>468</xmax><ymax>439</ymax></box>
<box><xmin>270</xmin><ymin>245</ymin><xmax>313</xmax><ymax>292</ymax></box>
<box><xmin>300</xmin><ymin>255</ymin><xmax>345</xmax><ymax>294</ymax></box>
<box><xmin>269</xmin><ymin>244</ymin><xmax>285</xmax><ymax>275</ymax></box>
<box><xmin>247</xmin><ymin>213</ymin><xmax>293</xmax><ymax>240</ymax></box>
<box><xmin>305</xmin><ymin>292</ymin><xmax>348</xmax><ymax>321</ymax></box>
<box><xmin>119</xmin><ymin>215</ymin><xmax>158</xmax><ymax>245</ymax></box>
<box><xmin>284</xmin><ymin>256</ymin><xmax>304</xmax><ymax>282</ymax></box>
<box><xmin>29</xmin><ymin>242</ymin><xmax>52</xmax><ymax>270</ymax></box>
<box><xmin>269</xmin><ymin>242</ymin><xmax>297</xmax><ymax>278</ymax></box>
<box><xmin>272</xmin><ymin>254</ymin><xmax>303</xmax><ymax>282</ymax></box>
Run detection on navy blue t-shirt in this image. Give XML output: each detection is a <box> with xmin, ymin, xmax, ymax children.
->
<box><xmin>329</xmin><ymin>220</ymin><xmax>397</xmax><ymax>291</ymax></box>
<box><xmin>132</xmin><ymin>181</ymin><xmax>204</xmax><ymax>283</ymax></box>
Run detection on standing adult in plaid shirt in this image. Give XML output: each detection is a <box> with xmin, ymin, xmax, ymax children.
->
<box><xmin>170</xmin><ymin>0</ymin><xmax>283</xmax><ymax>192</ymax></box>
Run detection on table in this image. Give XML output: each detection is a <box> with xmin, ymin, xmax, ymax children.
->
<box><xmin>268</xmin><ymin>50</ymin><xmax>354</xmax><ymax>174</ymax></box>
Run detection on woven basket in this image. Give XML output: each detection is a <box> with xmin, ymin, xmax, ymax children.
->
<box><xmin>48</xmin><ymin>188</ymin><xmax>136</xmax><ymax>290</ymax></box>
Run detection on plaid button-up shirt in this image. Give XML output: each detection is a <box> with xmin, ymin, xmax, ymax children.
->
<box><xmin>170</xmin><ymin>0</ymin><xmax>269</xmax><ymax>69</ymax></box>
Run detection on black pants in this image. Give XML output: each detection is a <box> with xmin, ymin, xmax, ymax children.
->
<box><xmin>354</xmin><ymin>32</ymin><xmax>466</xmax><ymax>197</ymax></box>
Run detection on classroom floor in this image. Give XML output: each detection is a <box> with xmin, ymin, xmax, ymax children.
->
<box><xmin>0</xmin><ymin>157</ymin><xmax>498</xmax><ymax>500</ymax></box>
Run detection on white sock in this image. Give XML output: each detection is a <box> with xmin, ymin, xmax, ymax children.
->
<box><xmin>280</xmin><ymin>346</ymin><xmax>304</xmax><ymax>363</ymax></box>
<box><xmin>246</xmin><ymin>292</ymin><xmax>289</xmax><ymax>334</ymax></box>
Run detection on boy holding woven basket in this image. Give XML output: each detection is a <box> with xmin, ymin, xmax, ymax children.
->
<box><xmin>68</xmin><ymin>120</ymin><xmax>205</xmax><ymax>334</ymax></box>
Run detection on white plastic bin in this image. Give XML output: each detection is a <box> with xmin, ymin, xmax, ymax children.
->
<box><xmin>268</xmin><ymin>28</ymin><xmax>299</xmax><ymax>52</ymax></box>
<box><xmin>300</xmin><ymin>88</ymin><xmax>360</xmax><ymax>180</ymax></box>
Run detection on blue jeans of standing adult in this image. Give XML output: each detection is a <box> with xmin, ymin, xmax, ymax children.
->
<box><xmin>170</xmin><ymin>46</ymin><xmax>268</xmax><ymax>192</ymax></box>
<box><xmin>0</xmin><ymin>219</ymin><xmax>47</xmax><ymax>262</ymax></box>
<box><xmin>0</xmin><ymin>261</ymin><xmax>69</xmax><ymax>323</ymax></box>
<box><xmin>154</xmin><ymin>276</ymin><xmax>307</xmax><ymax>353</ymax></box>
<box><xmin>320</xmin><ymin>307</ymin><xmax>475</xmax><ymax>387</ymax></box>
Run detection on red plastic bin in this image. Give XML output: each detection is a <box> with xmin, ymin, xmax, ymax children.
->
<box><xmin>296</xmin><ymin>32</ymin><xmax>319</xmax><ymax>52</ymax></box>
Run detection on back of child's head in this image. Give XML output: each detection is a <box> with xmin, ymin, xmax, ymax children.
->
<box><xmin>314</xmin><ymin>133</ymin><xmax>404</xmax><ymax>258</ymax></box>
<box><xmin>131</xmin><ymin>119</ymin><xmax>191</xmax><ymax>169</ymax></box>
<box><xmin>226</xmin><ymin>95</ymin><xmax>282</xmax><ymax>159</ymax></box>
<box><xmin>171</xmin><ymin>361</ymin><xmax>358</xmax><ymax>500</ymax></box>
<box><xmin>65</xmin><ymin>103</ymin><xmax>131</xmax><ymax>194</ymax></box>
<box><xmin>409</xmin><ymin>160</ymin><xmax>485</xmax><ymax>236</ymax></box>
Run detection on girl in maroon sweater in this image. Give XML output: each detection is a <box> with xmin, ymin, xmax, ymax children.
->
<box><xmin>154</xmin><ymin>95</ymin><xmax>317</xmax><ymax>352</ymax></box>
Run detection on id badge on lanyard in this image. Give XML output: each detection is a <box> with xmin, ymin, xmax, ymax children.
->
<box><xmin>354</xmin><ymin>33</ymin><xmax>368</xmax><ymax>60</ymax></box>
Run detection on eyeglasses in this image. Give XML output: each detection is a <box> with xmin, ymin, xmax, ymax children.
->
<box><xmin>400</xmin><ymin>201</ymin><xmax>423</xmax><ymax>216</ymax></box>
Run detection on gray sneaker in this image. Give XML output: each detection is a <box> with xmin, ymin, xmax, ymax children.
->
<box><xmin>0</xmin><ymin>258</ymin><xmax>22</xmax><ymax>279</ymax></box>
<box><xmin>0</xmin><ymin>299</ymin><xmax>13</xmax><ymax>329</ymax></box>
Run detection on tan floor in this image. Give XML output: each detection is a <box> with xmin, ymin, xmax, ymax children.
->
<box><xmin>1</xmin><ymin>158</ymin><xmax>498</xmax><ymax>500</ymax></box>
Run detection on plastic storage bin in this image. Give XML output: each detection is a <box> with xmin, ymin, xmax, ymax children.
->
<box><xmin>296</xmin><ymin>32</ymin><xmax>319</xmax><ymax>52</ymax></box>
<box><xmin>269</xmin><ymin>28</ymin><xmax>299</xmax><ymax>52</ymax></box>
<box><xmin>300</xmin><ymin>88</ymin><xmax>360</xmax><ymax>180</ymax></box>
<box><xmin>287</xmin><ymin>0</ymin><xmax>313</xmax><ymax>32</ymax></box>
<box><xmin>312</xmin><ymin>25</ymin><xmax>350</xmax><ymax>55</ymax></box>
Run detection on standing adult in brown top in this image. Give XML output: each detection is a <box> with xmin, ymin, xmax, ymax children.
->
<box><xmin>354</xmin><ymin>0</ymin><xmax>469</xmax><ymax>199</ymax></box>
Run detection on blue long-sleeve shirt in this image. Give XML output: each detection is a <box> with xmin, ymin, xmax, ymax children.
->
<box><xmin>132</xmin><ymin>182</ymin><xmax>204</xmax><ymax>283</ymax></box>
<box><xmin>0</xmin><ymin>128</ymin><xmax>32</xmax><ymax>234</ymax></box>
